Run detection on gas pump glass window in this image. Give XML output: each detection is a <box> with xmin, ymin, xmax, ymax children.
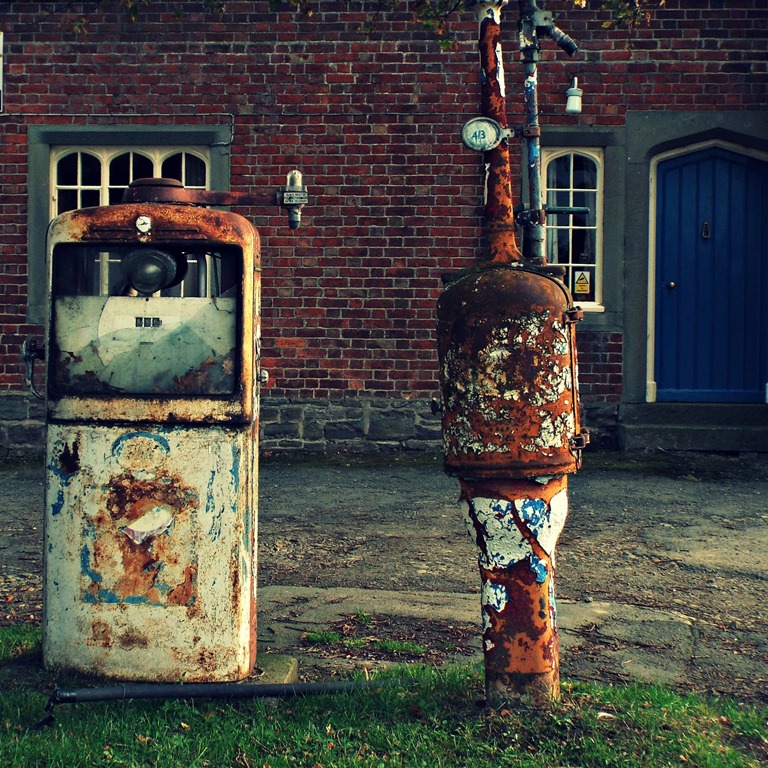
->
<box><xmin>50</xmin><ymin>244</ymin><xmax>241</xmax><ymax>396</ymax></box>
<box><xmin>543</xmin><ymin>149</ymin><xmax>603</xmax><ymax>306</ymax></box>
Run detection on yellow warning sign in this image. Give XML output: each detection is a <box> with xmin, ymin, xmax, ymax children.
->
<box><xmin>574</xmin><ymin>271</ymin><xmax>591</xmax><ymax>294</ymax></box>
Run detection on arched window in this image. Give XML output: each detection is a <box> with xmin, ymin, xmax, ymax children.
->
<box><xmin>108</xmin><ymin>152</ymin><xmax>154</xmax><ymax>204</ymax></box>
<box><xmin>542</xmin><ymin>148</ymin><xmax>603</xmax><ymax>307</ymax></box>
<box><xmin>52</xmin><ymin>147</ymin><xmax>209</xmax><ymax>216</ymax></box>
<box><xmin>55</xmin><ymin>151</ymin><xmax>102</xmax><ymax>214</ymax></box>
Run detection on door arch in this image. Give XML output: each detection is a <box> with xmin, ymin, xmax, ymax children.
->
<box><xmin>648</xmin><ymin>142</ymin><xmax>768</xmax><ymax>403</ymax></box>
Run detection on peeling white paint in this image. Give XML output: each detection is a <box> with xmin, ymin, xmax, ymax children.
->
<box><xmin>44</xmin><ymin>423</ymin><xmax>257</xmax><ymax>682</ymax></box>
<box><xmin>470</xmin><ymin>488</ymin><xmax>568</xmax><ymax>573</ymax></box>
<box><xmin>470</xmin><ymin>497</ymin><xmax>531</xmax><ymax>569</ymax></box>
<box><xmin>514</xmin><ymin>489</ymin><xmax>568</xmax><ymax>559</ymax></box>
<box><xmin>441</xmin><ymin>306</ymin><xmax>576</xmax><ymax>460</ymax></box>
<box><xmin>482</xmin><ymin>580</ymin><xmax>509</xmax><ymax>613</ymax></box>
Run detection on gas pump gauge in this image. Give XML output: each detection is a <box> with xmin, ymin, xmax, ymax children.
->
<box><xmin>460</xmin><ymin>116</ymin><xmax>511</xmax><ymax>152</ymax></box>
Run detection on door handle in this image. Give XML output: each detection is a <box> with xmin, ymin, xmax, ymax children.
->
<box><xmin>667</xmin><ymin>281</ymin><xmax>676</xmax><ymax>289</ymax></box>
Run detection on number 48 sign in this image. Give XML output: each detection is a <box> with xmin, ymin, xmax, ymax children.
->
<box><xmin>461</xmin><ymin>117</ymin><xmax>509</xmax><ymax>152</ymax></box>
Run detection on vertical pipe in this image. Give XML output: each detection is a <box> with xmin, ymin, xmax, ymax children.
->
<box><xmin>519</xmin><ymin>0</ymin><xmax>546</xmax><ymax>265</ymax></box>
<box><xmin>522</xmin><ymin>58</ymin><xmax>546</xmax><ymax>264</ymax></box>
<box><xmin>475</xmin><ymin>1</ymin><xmax>522</xmax><ymax>265</ymax></box>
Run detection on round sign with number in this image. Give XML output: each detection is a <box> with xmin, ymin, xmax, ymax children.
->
<box><xmin>461</xmin><ymin>117</ymin><xmax>506</xmax><ymax>152</ymax></box>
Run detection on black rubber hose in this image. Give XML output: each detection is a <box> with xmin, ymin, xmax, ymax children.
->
<box><xmin>49</xmin><ymin>677</ymin><xmax>402</xmax><ymax>706</ymax></box>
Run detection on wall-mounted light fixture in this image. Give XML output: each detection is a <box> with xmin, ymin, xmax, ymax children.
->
<box><xmin>565</xmin><ymin>77</ymin><xmax>583</xmax><ymax>115</ymax></box>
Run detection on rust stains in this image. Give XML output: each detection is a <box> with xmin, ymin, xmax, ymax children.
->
<box><xmin>89</xmin><ymin>621</ymin><xmax>112</xmax><ymax>648</ymax></box>
<box><xmin>52</xmin><ymin>197</ymin><xmax>258</xmax><ymax>250</ymax></box>
<box><xmin>172</xmin><ymin>351</ymin><xmax>236</xmax><ymax>395</ymax></box>
<box><xmin>82</xmin><ymin>471</ymin><xmax>199</xmax><ymax>606</ymax></box>
<box><xmin>167</xmin><ymin>563</ymin><xmax>196</xmax><ymax>606</ymax></box>
<box><xmin>460</xmin><ymin>476</ymin><xmax>567</xmax><ymax>707</ymax></box>
<box><xmin>478</xmin><ymin>10</ymin><xmax>522</xmax><ymax>265</ymax></box>
<box><xmin>117</xmin><ymin>629</ymin><xmax>149</xmax><ymax>651</ymax></box>
<box><xmin>437</xmin><ymin>264</ymin><xmax>583</xmax><ymax>478</ymax></box>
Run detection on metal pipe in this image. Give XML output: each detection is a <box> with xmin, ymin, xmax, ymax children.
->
<box><xmin>49</xmin><ymin>677</ymin><xmax>401</xmax><ymax>706</ymax></box>
<box><xmin>517</xmin><ymin>0</ymin><xmax>579</xmax><ymax>264</ymax></box>
<box><xmin>34</xmin><ymin>678</ymin><xmax>403</xmax><ymax>730</ymax></box>
<box><xmin>436</xmin><ymin>0</ymin><xmax>585</xmax><ymax>711</ymax></box>
<box><xmin>461</xmin><ymin>475</ymin><xmax>568</xmax><ymax>708</ymax></box>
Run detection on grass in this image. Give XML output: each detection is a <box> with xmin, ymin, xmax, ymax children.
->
<box><xmin>303</xmin><ymin>630</ymin><xmax>427</xmax><ymax>656</ymax></box>
<box><xmin>1</xmin><ymin>626</ymin><xmax>767</xmax><ymax>768</ymax></box>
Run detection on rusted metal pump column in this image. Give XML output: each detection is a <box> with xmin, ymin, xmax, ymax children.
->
<box><xmin>477</xmin><ymin>0</ymin><xmax>522</xmax><ymax>264</ymax></box>
<box><xmin>437</xmin><ymin>0</ymin><xmax>587</xmax><ymax>709</ymax></box>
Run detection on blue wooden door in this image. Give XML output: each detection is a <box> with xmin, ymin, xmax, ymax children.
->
<box><xmin>654</xmin><ymin>147</ymin><xmax>768</xmax><ymax>403</ymax></box>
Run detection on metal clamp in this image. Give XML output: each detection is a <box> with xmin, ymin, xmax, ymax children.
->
<box><xmin>20</xmin><ymin>339</ymin><xmax>45</xmax><ymax>401</ymax></box>
<box><xmin>564</xmin><ymin>307</ymin><xmax>584</xmax><ymax>324</ymax></box>
<box><xmin>570</xmin><ymin>430</ymin><xmax>590</xmax><ymax>451</ymax></box>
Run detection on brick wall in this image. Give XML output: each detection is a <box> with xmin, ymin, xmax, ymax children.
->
<box><xmin>0</xmin><ymin>1</ymin><xmax>765</xmax><ymax>456</ymax></box>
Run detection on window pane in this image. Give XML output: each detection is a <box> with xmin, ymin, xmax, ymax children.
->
<box><xmin>110</xmin><ymin>153</ymin><xmax>131</xmax><ymax>187</ymax></box>
<box><xmin>133</xmin><ymin>153</ymin><xmax>153</xmax><ymax>180</ymax></box>
<box><xmin>573</xmin><ymin>190</ymin><xmax>595</xmax><ymax>213</ymax></box>
<box><xmin>572</xmin><ymin>229</ymin><xmax>594</xmax><ymax>263</ymax></box>
<box><xmin>547</xmin><ymin>155</ymin><xmax>571</xmax><ymax>189</ymax></box>
<box><xmin>161</xmin><ymin>153</ymin><xmax>183</xmax><ymax>182</ymax></box>
<box><xmin>58</xmin><ymin>189</ymin><xmax>78</xmax><ymax>215</ymax></box>
<box><xmin>80</xmin><ymin>153</ymin><xmax>101</xmax><ymax>186</ymax></box>
<box><xmin>576</xmin><ymin>191</ymin><xmax>597</xmax><ymax>226</ymax></box>
<box><xmin>553</xmin><ymin>190</ymin><xmax>570</xmax><ymax>209</ymax></box>
<box><xmin>556</xmin><ymin>228</ymin><xmax>570</xmax><ymax>263</ymax></box>
<box><xmin>57</xmin><ymin>153</ymin><xmax>78</xmax><ymax>185</ymax></box>
<box><xmin>573</xmin><ymin>154</ymin><xmax>597</xmax><ymax>189</ymax></box>
<box><xmin>108</xmin><ymin>188</ymin><xmax>124</xmax><ymax>206</ymax></box>
<box><xmin>185</xmin><ymin>154</ymin><xmax>206</xmax><ymax>187</ymax></box>
<box><xmin>81</xmin><ymin>189</ymin><xmax>101</xmax><ymax>208</ymax></box>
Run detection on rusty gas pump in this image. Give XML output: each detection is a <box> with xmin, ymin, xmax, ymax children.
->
<box><xmin>437</xmin><ymin>0</ymin><xmax>587</xmax><ymax>708</ymax></box>
<box><xmin>32</xmin><ymin>175</ymin><xmax>305</xmax><ymax>682</ymax></box>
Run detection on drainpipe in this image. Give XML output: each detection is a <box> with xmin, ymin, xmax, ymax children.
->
<box><xmin>517</xmin><ymin>0</ymin><xmax>579</xmax><ymax>264</ymax></box>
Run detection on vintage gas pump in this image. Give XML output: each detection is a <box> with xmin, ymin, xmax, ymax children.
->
<box><xmin>34</xmin><ymin>175</ymin><xmax>306</xmax><ymax>682</ymax></box>
<box><xmin>437</xmin><ymin>0</ymin><xmax>587</xmax><ymax>708</ymax></box>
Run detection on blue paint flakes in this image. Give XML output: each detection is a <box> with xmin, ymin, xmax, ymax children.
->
<box><xmin>528</xmin><ymin>554</ymin><xmax>549</xmax><ymax>583</ymax></box>
<box><xmin>482</xmin><ymin>582</ymin><xmax>508</xmax><ymax>613</ymax></box>
<box><xmin>518</xmin><ymin>498</ymin><xmax>548</xmax><ymax>535</ymax></box>
<box><xmin>51</xmin><ymin>488</ymin><xmax>66</xmax><ymax>517</ymax></box>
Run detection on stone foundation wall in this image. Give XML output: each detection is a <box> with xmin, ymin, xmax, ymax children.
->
<box><xmin>0</xmin><ymin>392</ymin><xmax>616</xmax><ymax>460</ymax></box>
<box><xmin>260</xmin><ymin>396</ymin><xmax>618</xmax><ymax>454</ymax></box>
<box><xmin>259</xmin><ymin>397</ymin><xmax>443</xmax><ymax>454</ymax></box>
<box><xmin>0</xmin><ymin>393</ymin><xmax>46</xmax><ymax>461</ymax></box>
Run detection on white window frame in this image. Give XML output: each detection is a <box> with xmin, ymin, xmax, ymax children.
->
<box><xmin>50</xmin><ymin>146</ymin><xmax>209</xmax><ymax>217</ymax></box>
<box><xmin>542</xmin><ymin>147</ymin><xmax>604</xmax><ymax>311</ymax></box>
